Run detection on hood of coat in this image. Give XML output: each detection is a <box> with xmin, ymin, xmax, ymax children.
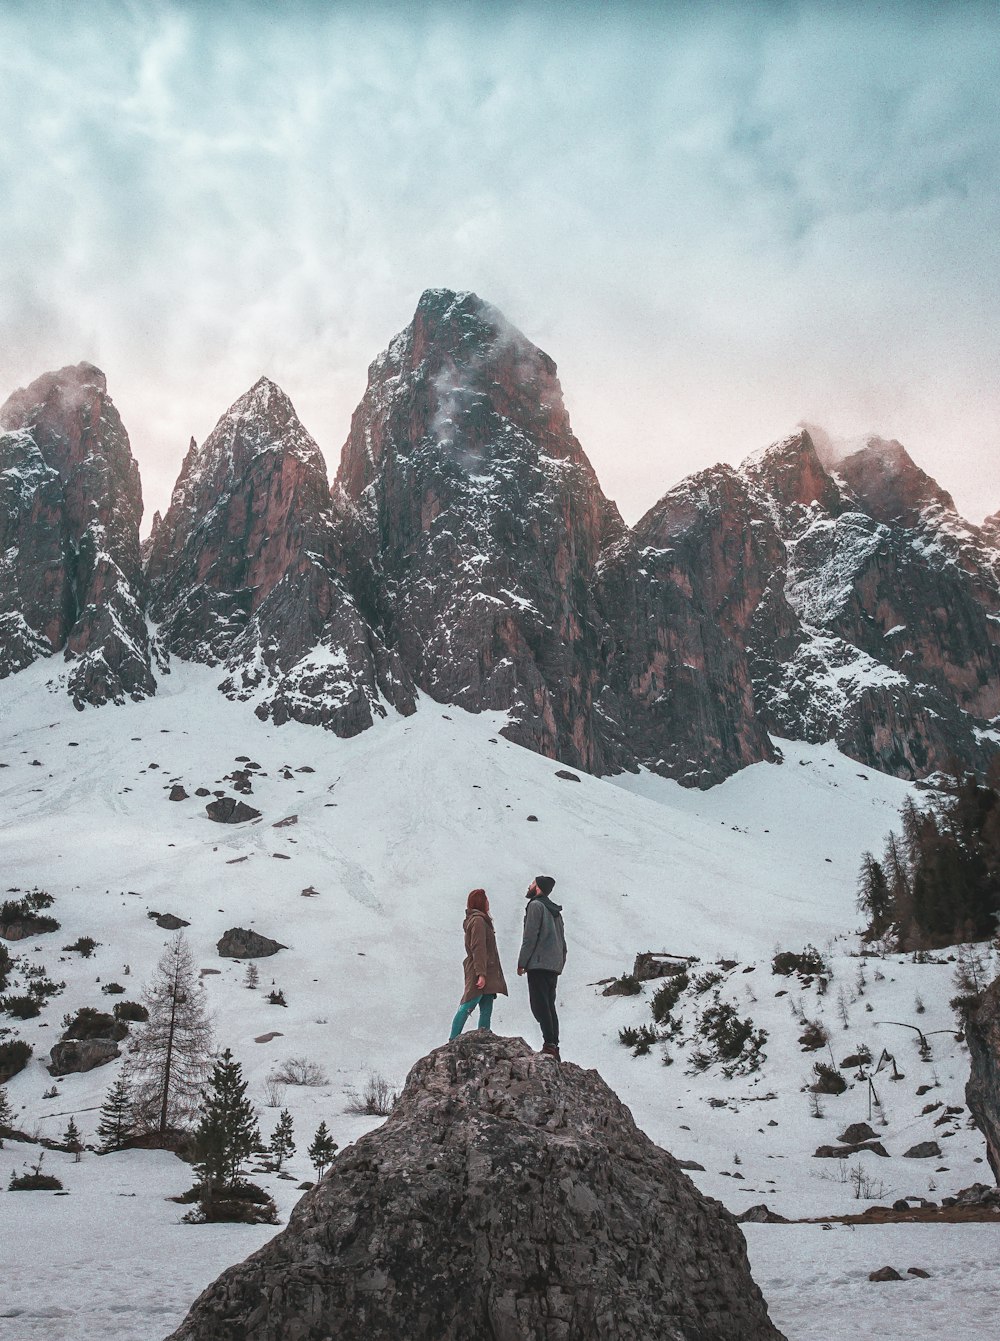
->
<box><xmin>528</xmin><ymin>894</ymin><xmax>563</xmax><ymax>917</ymax></box>
<box><xmin>464</xmin><ymin>908</ymin><xmax>494</xmax><ymax>932</ymax></box>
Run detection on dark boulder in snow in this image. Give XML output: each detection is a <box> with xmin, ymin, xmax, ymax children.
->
<box><xmin>868</xmin><ymin>1266</ymin><xmax>903</xmax><ymax>1283</ymax></box>
<box><xmin>837</xmin><ymin>1122</ymin><xmax>880</xmax><ymax>1145</ymax></box>
<box><xmin>205</xmin><ymin>797</ymin><xmax>261</xmax><ymax>824</ymax></box>
<box><xmin>166</xmin><ymin>1032</ymin><xmax>784</xmax><ymax>1341</ymax></box>
<box><xmin>217</xmin><ymin>928</ymin><xmax>285</xmax><ymax>959</ymax></box>
<box><xmin>814</xmin><ymin>1141</ymin><xmax>889</xmax><ymax>1159</ymax></box>
<box><xmin>737</xmin><ymin>1204</ymin><xmax>789</xmax><ymax>1224</ymax></box>
<box><xmin>49</xmin><ymin>1037</ymin><xmax>120</xmax><ymax>1075</ymax></box>
<box><xmin>902</xmin><ymin>1141</ymin><xmax>941</xmax><ymax>1160</ymax></box>
<box><xmin>632</xmin><ymin>952</ymin><xmax>693</xmax><ymax>982</ymax></box>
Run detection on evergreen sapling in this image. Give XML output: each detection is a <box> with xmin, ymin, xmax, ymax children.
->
<box><xmin>63</xmin><ymin>1115</ymin><xmax>83</xmax><ymax>1161</ymax></box>
<box><xmin>98</xmin><ymin>1063</ymin><xmax>137</xmax><ymax>1153</ymax></box>
<box><xmin>308</xmin><ymin>1120</ymin><xmax>337</xmax><ymax>1177</ymax></box>
<box><xmin>269</xmin><ymin>1108</ymin><xmax>295</xmax><ymax>1172</ymax></box>
<box><xmin>193</xmin><ymin>1048</ymin><xmax>260</xmax><ymax>1199</ymax></box>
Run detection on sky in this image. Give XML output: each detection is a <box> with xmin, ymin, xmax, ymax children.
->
<box><xmin>1</xmin><ymin>0</ymin><xmax>999</xmax><ymax>529</ymax></box>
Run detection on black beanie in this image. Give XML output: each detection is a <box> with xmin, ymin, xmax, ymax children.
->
<box><xmin>534</xmin><ymin>875</ymin><xmax>555</xmax><ymax>897</ymax></box>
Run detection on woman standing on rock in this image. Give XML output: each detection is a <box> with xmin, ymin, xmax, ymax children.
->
<box><xmin>449</xmin><ymin>889</ymin><xmax>508</xmax><ymax>1039</ymax></box>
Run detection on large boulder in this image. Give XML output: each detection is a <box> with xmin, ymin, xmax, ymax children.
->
<box><xmin>965</xmin><ymin>975</ymin><xmax>1000</xmax><ymax>1183</ymax></box>
<box><xmin>48</xmin><ymin>1038</ymin><xmax>120</xmax><ymax>1075</ymax></box>
<box><xmin>206</xmin><ymin>797</ymin><xmax>261</xmax><ymax>824</ymax></box>
<box><xmin>167</xmin><ymin>1032</ymin><xmax>784</xmax><ymax>1341</ymax></box>
<box><xmin>216</xmin><ymin>928</ymin><xmax>285</xmax><ymax>959</ymax></box>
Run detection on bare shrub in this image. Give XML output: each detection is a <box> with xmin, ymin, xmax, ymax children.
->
<box><xmin>269</xmin><ymin>1057</ymin><xmax>329</xmax><ymax>1087</ymax></box>
<box><xmin>262</xmin><ymin>1077</ymin><xmax>286</xmax><ymax>1109</ymax></box>
<box><xmin>849</xmin><ymin>1163</ymin><xmax>886</xmax><ymax>1200</ymax></box>
<box><xmin>345</xmin><ymin>1072</ymin><xmax>398</xmax><ymax>1116</ymax></box>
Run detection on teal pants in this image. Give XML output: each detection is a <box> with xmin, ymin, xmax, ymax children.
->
<box><xmin>450</xmin><ymin>993</ymin><xmax>495</xmax><ymax>1039</ymax></box>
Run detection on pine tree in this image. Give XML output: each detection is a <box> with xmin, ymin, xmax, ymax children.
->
<box><xmin>0</xmin><ymin>1084</ymin><xmax>13</xmax><ymax>1147</ymax></box>
<box><xmin>244</xmin><ymin>962</ymin><xmax>259</xmax><ymax>990</ymax></box>
<box><xmin>97</xmin><ymin>1063</ymin><xmax>137</xmax><ymax>1153</ymax></box>
<box><xmin>269</xmin><ymin>1108</ymin><xmax>295</xmax><ymax>1172</ymax></box>
<box><xmin>307</xmin><ymin>1120</ymin><xmax>338</xmax><ymax>1177</ymax></box>
<box><xmin>193</xmin><ymin>1048</ymin><xmax>260</xmax><ymax>1196</ymax></box>
<box><xmin>131</xmin><ymin>933</ymin><xmax>213</xmax><ymax>1139</ymax></box>
<box><xmin>857</xmin><ymin>852</ymin><xmax>892</xmax><ymax>936</ymax></box>
<box><xmin>63</xmin><ymin>1116</ymin><xmax>83</xmax><ymax>1162</ymax></box>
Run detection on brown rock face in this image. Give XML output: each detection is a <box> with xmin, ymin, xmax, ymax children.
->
<box><xmin>594</xmin><ymin>466</ymin><xmax>779</xmax><ymax>785</ymax></box>
<box><xmin>0</xmin><ymin>363</ymin><xmax>153</xmax><ymax>705</ymax></box>
<box><xmin>145</xmin><ymin>378</ymin><xmax>414</xmax><ymax>736</ymax></box>
<box><xmin>965</xmin><ymin>975</ymin><xmax>1000</xmax><ymax>1184</ymax></box>
<box><xmin>336</xmin><ymin>289</ymin><xmax>626</xmax><ymax>773</ymax></box>
<box><xmin>653</xmin><ymin>429</ymin><xmax>1000</xmax><ymax>780</ymax></box>
<box><xmin>167</xmin><ymin>1033</ymin><xmax>785</xmax><ymax>1341</ymax></box>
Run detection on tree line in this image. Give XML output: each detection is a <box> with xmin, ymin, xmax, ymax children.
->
<box><xmin>857</xmin><ymin>768</ymin><xmax>1000</xmax><ymax>951</ymax></box>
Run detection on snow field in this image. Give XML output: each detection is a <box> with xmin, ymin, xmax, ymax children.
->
<box><xmin>0</xmin><ymin>659</ymin><xmax>996</xmax><ymax>1340</ymax></box>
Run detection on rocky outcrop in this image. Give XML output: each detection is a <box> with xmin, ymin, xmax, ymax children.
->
<box><xmin>965</xmin><ymin>975</ymin><xmax>1000</xmax><ymax>1183</ymax></box>
<box><xmin>0</xmin><ymin>363</ymin><xmax>154</xmax><ymax>705</ymax></box>
<box><xmin>167</xmin><ymin>1033</ymin><xmax>783</xmax><ymax>1341</ymax></box>
<box><xmin>145</xmin><ymin>378</ymin><xmax>414</xmax><ymax>737</ymax></box>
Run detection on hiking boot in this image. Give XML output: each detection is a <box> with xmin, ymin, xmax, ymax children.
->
<box><xmin>540</xmin><ymin>1043</ymin><xmax>561</xmax><ymax>1060</ymax></box>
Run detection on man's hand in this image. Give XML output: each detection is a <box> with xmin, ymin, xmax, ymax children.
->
<box><xmin>476</xmin><ymin>975</ymin><xmax>486</xmax><ymax>990</ymax></box>
<box><xmin>517</xmin><ymin>967</ymin><xmax>525</xmax><ymax>976</ymax></box>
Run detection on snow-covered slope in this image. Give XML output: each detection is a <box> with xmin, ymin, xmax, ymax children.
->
<box><xmin>0</xmin><ymin>663</ymin><xmax>996</xmax><ymax>1340</ymax></box>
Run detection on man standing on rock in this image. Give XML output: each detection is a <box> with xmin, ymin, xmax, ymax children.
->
<box><xmin>517</xmin><ymin>876</ymin><xmax>567</xmax><ymax>1060</ymax></box>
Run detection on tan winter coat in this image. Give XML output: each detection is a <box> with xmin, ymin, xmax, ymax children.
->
<box><xmin>461</xmin><ymin>909</ymin><xmax>509</xmax><ymax>1003</ymax></box>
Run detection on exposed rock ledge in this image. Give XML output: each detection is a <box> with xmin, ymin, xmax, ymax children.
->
<box><xmin>966</xmin><ymin>973</ymin><xmax>1000</xmax><ymax>1183</ymax></box>
<box><xmin>167</xmin><ymin>1032</ymin><xmax>783</xmax><ymax>1341</ymax></box>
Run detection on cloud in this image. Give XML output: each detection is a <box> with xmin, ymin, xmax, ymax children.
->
<box><xmin>0</xmin><ymin>1</ymin><xmax>998</xmax><ymax>527</ymax></box>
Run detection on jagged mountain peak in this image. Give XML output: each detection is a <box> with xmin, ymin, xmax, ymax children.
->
<box><xmin>0</xmin><ymin>359</ymin><xmax>153</xmax><ymax>706</ymax></box>
<box><xmin>740</xmin><ymin>428</ymin><xmax>844</xmax><ymax>516</ymax></box>
<box><xmin>0</xmin><ymin>361</ymin><xmax>108</xmax><ymax>432</ymax></box>
<box><xmin>175</xmin><ymin>379</ymin><xmax>326</xmax><ymax>498</ymax></box>
<box><xmin>340</xmin><ymin>289</ymin><xmax>586</xmax><ymax>501</ymax></box>
<box><xmin>835</xmin><ymin>435</ymin><xmax>956</xmax><ymax>525</ymax></box>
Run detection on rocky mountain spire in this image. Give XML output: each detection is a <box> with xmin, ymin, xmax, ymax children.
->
<box><xmin>145</xmin><ymin>377</ymin><xmax>414</xmax><ymax>736</ymax></box>
<box><xmin>335</xmin><ymin>288</ymin><xmax>629</xmax><ymax>772</ymax></box>
<box><xmin>0</xmin><ymin>362</ymin><xmax>154</xmax><ymax>706</ymax></box>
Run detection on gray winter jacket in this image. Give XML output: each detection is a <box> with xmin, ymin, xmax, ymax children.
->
<box><xmin>517</xmin><ymin>895</ymin><xmax>567</xmax><ymax>974</ymax></box>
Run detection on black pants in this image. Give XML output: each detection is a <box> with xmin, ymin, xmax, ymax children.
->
<box><xmin>527</xmin><ymin>969</ymin><xmax>559</xmax><ymax>1047</ymax></box>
